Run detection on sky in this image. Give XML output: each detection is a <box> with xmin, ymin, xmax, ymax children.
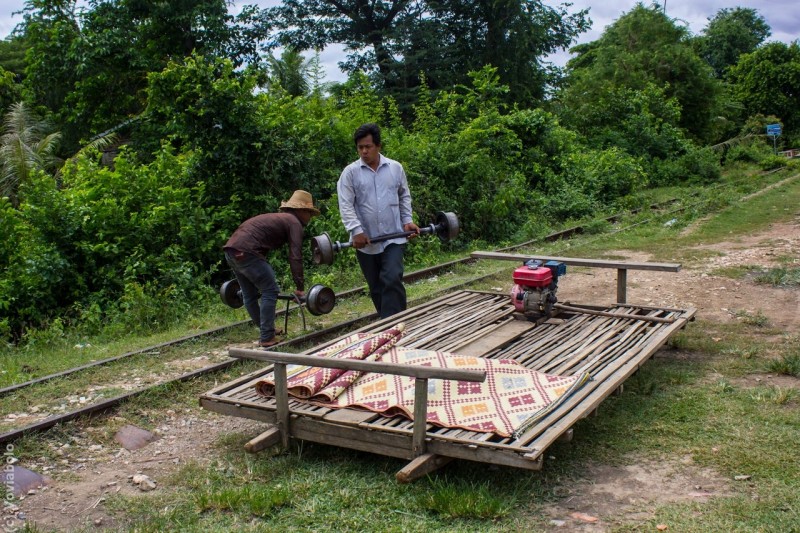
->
<box><xmin>2</xmin><ymin>1</ymin><xmax>798</xmax><ymax>83</ymax></box>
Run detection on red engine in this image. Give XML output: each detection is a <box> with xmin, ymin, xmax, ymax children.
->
<box><xmin>510</xmin><ymin>260</ymin><xmax>565</xmax><ymax>318</ymax></box>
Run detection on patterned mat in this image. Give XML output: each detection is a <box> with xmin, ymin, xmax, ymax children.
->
<box><xmin>254</xmin><ymin>323</ymin><xmax>589</xmax><ymax>438</ymax></box>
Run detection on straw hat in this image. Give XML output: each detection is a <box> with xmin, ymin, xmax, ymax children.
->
<box><xmin>280</xmin><ymin>190</ymin><xmax>320</xmax><ymax>216</ymax></box>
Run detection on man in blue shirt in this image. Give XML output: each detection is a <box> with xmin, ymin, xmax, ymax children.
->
<box><xmin>337</xmin><ymin>123</ymin><xmax>420</xmax><ymax>318</ymax></box>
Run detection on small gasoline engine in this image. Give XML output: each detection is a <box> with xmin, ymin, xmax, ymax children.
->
<box><xmin>510</xmin><ymin>260</ymin><xmax>566</xmax><ymax>319</ymax></box>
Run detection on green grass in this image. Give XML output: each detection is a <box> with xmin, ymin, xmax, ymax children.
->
<box><xmin>756</xmin><ymin>267</ymin><xmax>800</xmax><ymax>287</ymax></box>
<box><xmin>766</xmin><ymin>353</ymin><xmax>800</xmax><ymax>377</ymax></box>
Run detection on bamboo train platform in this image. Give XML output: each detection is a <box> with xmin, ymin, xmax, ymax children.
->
<box><xmin>201</xmin><ymin>283</ymin><xmax>696</xmax><ymax>482</ymax></box>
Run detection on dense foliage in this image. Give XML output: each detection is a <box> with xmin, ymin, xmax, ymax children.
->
<box><xmin>727</xmin><ymin>42</ymin><xmax>800</xmax><ymax>133</ymax></box>
<box><xmin>694</xmin><ymin>7</ymin><xmax>771</xmax><ymax>78</ymax></box>
<box><xmin>0</xmin><ymin>1</ymin><xmax>795</xmax><ymax>343</ymax></box>
<box><xmin>266</xmin><ymin>0</ymin><xmax>589</xmax><ymax>110</ymax></box>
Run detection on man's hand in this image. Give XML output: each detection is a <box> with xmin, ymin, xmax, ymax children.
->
<box><xmin>293</xmin><ymin>289</ymin><xmax>305</xmax><ymax>303</ymax></box>
<box><xmin>352</xmin><ymin>232</ymin><xmax>370</xmax><ymax>249</ymax></box>
<box><xmin>404</xmin><ymin>222</ymin><xmax>421</xmax><ymax>239</ymax></box>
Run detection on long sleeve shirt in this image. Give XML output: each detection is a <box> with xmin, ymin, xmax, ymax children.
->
<box><xmin>337</xmin><ymin>154</ymin><xmax>413</xmax><ymax>255</ymax></box>
<box><xmin>223</xmin><ymin>212</ymin><xmax>306</xmax><ymax>290</ymax></box>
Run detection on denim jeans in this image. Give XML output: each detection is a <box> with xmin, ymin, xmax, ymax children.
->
<box><xmin>225</xmin><ymin>251</ymin><xmax>280</xmax><ymax>342</ymax></box>
<box><xmin>356</xmin><ymin>243</ymin><xmax>406</xmax><ymax>318</ymax></box>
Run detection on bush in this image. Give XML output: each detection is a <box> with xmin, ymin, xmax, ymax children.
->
<box><xmin>0</xmin><ymin>148</ymin><xmax>238</xmax><ymax>343</ymax></box>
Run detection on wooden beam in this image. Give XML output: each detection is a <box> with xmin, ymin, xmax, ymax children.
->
<box><xmin>228</xmin><ymin>349</ymin><xmax>486</xmax><ymax>383</ymax></box>
<box><xmin>244</xmin><ymin>426</ymin><xmax>282</xmax><ymax>454</ymax></box>
<box><xmin>553</xmin><ymin>303</ymin><xmax>676</xmax><ymax>323</ymax></box>
<box><xmin>412</xmin><ymin>378</ymin><xmax>428</xmax><ymax>455</ymax></box>
<box><xmin>455</xmin><ymin>320</ymin><xmax>536</xmax><ymax>356</ymax></box>
<box><xmin>470</xmin><ymin>251</ymin><xmax>681</xmax><ymax>272</ymax></box>
<box><xmin>556</xmin><ymin>428</ymin><xmax>574</xmax><ymax>443</ymax></box>
<box><xmin>617</xmin><ymin>268</ymin><xmax>628</xmax><ymax>303</ymax></box>
<box><xmin>396</xmin><ymin>453</ymin><xmax>454</xmax><ymax>483</ymax></box>
<box><xmin>273</xmin><ymin>363</ymin><xmax>289</xmax><ymax>448</ymax></box>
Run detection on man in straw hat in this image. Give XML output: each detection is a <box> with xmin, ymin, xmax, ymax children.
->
<box><xmin>223</xmin><ymin>190</ymin><xmax>321</xmax><ymax>348</ymax></box>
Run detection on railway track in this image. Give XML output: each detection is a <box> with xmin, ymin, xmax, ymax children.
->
<box><xmin>1</xmin><ymin>170</ymin><xmax>790</xmax><ymax>445</ymax></box>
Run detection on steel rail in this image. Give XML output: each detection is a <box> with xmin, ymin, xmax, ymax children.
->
<box><xmin>0</xmin><ymin>266</ymin><xmax>507</xmax><ymax>445</ymax></box>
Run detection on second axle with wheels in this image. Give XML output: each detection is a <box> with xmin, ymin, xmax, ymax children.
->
<box><xmin>219</xmin><ymin>279</ymin><xmax>336</xmax><ymax>333</ymax></box>
<box><xmin>310</xmin><ymin>211</ymin><xmax>459</xmax><ymax>265</ymax></box>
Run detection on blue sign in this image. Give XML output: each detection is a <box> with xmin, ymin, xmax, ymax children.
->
<box><xmin>767</xmin><ymin>124</ymin><xmax>782</xmax><ymax>136</ymax></box>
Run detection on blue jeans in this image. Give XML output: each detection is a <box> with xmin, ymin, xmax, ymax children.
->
<box><xmin>225</xmin><ymin>251</ymin><xmax>280</xmax><ymax>342</ymax></box>
<box><xmin>356</xmin><ymin>244</ymin><xmax>406</xmax><ymax>318</ymax></box>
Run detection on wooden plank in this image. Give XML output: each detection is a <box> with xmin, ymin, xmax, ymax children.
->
<box><xmin>413</xmin><ymin>378</ymin><xmax>429</xmax><ymax>455</ymax></box>
<box><xmin>322</xmin><ymin>408</ymin><xmax>379</xmax><ymax>425</ymax></box>
<box><xmin>291</xmin><ymin>418</ymin><xmax>414</xmax><ymax>459</ymax></box>
<box><xmin>244</xmin><ymin>426</ymin><xmax>282</xmax><ymax>453</ymax></box>
<box><xmin>229</xmin><ymin>349</ymin><xmax>487</xmax><ymax>382</ymax></box>
<box><xmin>470</xmin><ymin>251</ymin><xmax>681</xmax><ymax>272</ymax></box>
<box><xmin>453</xmin><ymin>319</ymin><xmax>536</xmax><ymax>356</ymax></box>
<box><xmin>554</xmin><ymin>303</ymin><xmax>676</xmax><ymax>323</ymax></box>
<box><xmin>396</xmin><ymin>454</ymin><xmax>454</xmax><ymax>483</ymax></box>
<box><xmin>274</xmin><ymin>363</ymin><xmax>290</xmax><ymax>448</ymax></box>
<box><xmin>514</xmin><ymin>312</ymin><xmax>694</xmax><ymax>453</ymax></box>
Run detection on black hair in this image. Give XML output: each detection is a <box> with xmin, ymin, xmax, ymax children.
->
<box><xmin>354</xmin><ymin>123</ymin><xmax>381</xmax><ymax>146</ymax></box>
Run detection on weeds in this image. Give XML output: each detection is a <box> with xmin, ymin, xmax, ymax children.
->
<box><xmin>749</xmin><ymin>386</ymin><xmax>797</xmax><ymax>405</ymax></box>
<box><xmin>766</xmin><ymin>353</ymin><xmax>800</xmax><ymax>377</ymax></box>
<box><xmin>194</xmin><ymin>484</ymin><xmax>292</xmax><ymax>517</ymax></box>
<box><xmin>755</xmin><ymin>266</ymin><xmax>800</xmax><ymax>287</ymax></box>
<box><xmin>733</xmin><ymin>309</ymin><xmax>769</xmax><ymax>327</ymax></box>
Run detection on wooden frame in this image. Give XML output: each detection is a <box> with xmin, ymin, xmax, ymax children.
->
<box><xmin>201</xmin><ymin>285</ymin><xmax>695</xmax><ymax>481</ymax></box>
<box><xmin>227</xmin><ymin>349</ymin><xmax>486</xmax><ymax>456</ymax></box>
<box><xmin>469</xmin><ymin>251</ymin><xmax>681</xmax><ymax>304</ymax></box>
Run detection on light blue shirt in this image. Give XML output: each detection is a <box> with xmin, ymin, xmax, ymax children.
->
<box><xmin>337</xmin><ymin>154</ymin><xmax>413</xmax><ymax>255</ymax></box>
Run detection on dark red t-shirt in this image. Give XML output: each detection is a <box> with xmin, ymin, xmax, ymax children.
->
<box><xmin>224</xmin><ymin>212</ymin><xmax>306</xmax><ymax>290</ymax></box>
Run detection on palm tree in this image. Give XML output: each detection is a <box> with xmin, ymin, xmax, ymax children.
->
<box><xmin>267</xmin><ymin>48</ymin><xmax>313</xmax><ymax>97</ymax></box>
<box><xmin>0</xmin><ymin>101</ymin><xmax>62</xmax><ymax>207</ymax></box>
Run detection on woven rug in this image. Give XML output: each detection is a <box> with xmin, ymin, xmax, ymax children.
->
<box><xmin>254</xmin><ymin>323</ymin><xmax>589</xmax><ymax>438</ymax></box>
<box><xmin>254</xmin><ymin>323</ymin><xmax>406</xmax><ymax>399</ymax></box>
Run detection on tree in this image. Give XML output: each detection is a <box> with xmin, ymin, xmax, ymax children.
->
<box><xmin>19</xmin><ymin>0</ymin><xmax>83</xmax><ymax>123</ymax></box>
<box><xmin>402</xmin><ymin>0</ymin><xmax>589</xmax><ymax>105</ymax></box>
<box><xmin>19</xmin><ymin>0</ymin><xmax>270</xmax><ymax>155</ymax></box>
<box><xmin>0</xmin><ymin>67</ymin><xmax>20</xmax><ymax>118</ymax></box>
<box><xmin>559</xmin><ymin>3</ymin><xmax>720</xmax><ymax>142</ymax></box>
<box><xmin>696</xmin><ymin>8</ymin><xmax>771</xmax><ymax>78</ymax></box>
<box><xmin>267</xmin><ymin>0</ymin><xmax>414</xmax><ymax>80</ymax></box>
<box><xmin>727</xmin><ymin>42</ymin><xmax>800</xmax><ymax>133</ymax></box>
<box><xmin>267</xmin><ymin>48</ymin><xmax>313</xmax><ymax>97</ymax></box>
<box><xmin>0</xmin><ymin>36</ymin><xmax>29</xmax><ymax>82</ymax></box>
<box><xmin>0</xmin><ymin>101</ymin><xmax>61</xmax><ymax>207</ymax></box>
<box><xmin>267</xmin><ymin>0</ymin><xmax>589</xmax><ymax>108</ymax></box>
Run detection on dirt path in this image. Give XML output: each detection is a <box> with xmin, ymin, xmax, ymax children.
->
<box><xmin>7</xmin><ymin>217</ymin><xmax>799</xmax><ymax>532</ymax></box>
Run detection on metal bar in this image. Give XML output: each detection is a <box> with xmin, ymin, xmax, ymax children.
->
<box><xmin>0</xmin><ymin>320</ymin><xmax>251</xmax><ymax>397</ymax></box>
<box><xmin>0</xmin><ymin>357</ymin><xmax>241</xmax><ymax>445</ymax></box>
